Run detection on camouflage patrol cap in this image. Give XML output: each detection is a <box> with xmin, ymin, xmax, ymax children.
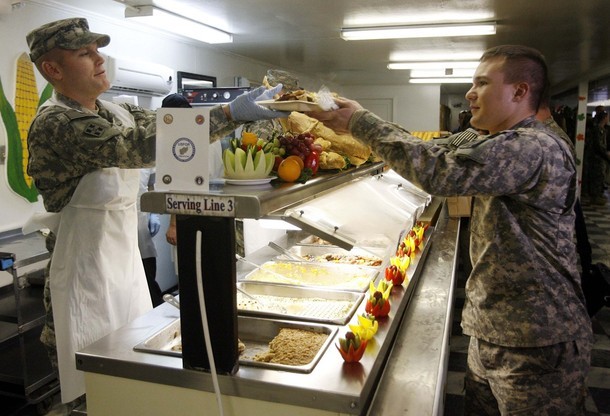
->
<box><xmin>264</xmin><ymin>69</ymin><xmax>299</xmax><ymax>91</ymax></box>
<box><xmin>26</xmin><ymin>18</ymin><xmax>110</xmax><ymax>62</ymax></box>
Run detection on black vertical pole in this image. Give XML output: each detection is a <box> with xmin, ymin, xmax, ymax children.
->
<box><xmin>176</xmin><ymin>214</ymin><xmax>238</xmax><ymax>374</ymax></box>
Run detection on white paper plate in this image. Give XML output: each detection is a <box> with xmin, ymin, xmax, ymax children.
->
<box><xmin>257</xmin><ymin>99</ymin><xmax>324</xmax><ymax>112</ymax></box>
<box><xmin>224</xmin><ymin>176</ymin><xmax>276</xmax><ymax>186</ymax></box>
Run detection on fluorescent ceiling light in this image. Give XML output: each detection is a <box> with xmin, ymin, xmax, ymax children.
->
<box><xmin>125</xmin><ymin>5</ymin><xmax>232</xmax><ymax>44</ymax></box>
<box><xmin>345</xmin><ymin>11</ymin><xmax>494</xmax><ymax>27</ymax></box>
<box><xmin>388</xmin><ymin>61</ymin><xmax>479</xmax><ymax>70</ymax></box>
<box><xmin>341</xmin><ymin>22</ymin><xmax>495</xmax><ymax>41</ymax></box>
<box><xmin>409</xmin><ymin>78</ymin><xmax>472</xmax><ymax>84</ymax></box>
<box><xmin>390</xmin><ymin>50</ymin><xmax>484</xmax><ymax>62</ymax></box>
<box><xmin>410</xmin><ymin>69</ymin><xmax>475</xmax><ymax>78</ymax></box>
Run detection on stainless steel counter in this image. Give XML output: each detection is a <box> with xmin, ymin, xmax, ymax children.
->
<box><xmin>367</xmin><ymin>205</ymin><xmax>459</xmax><ymax>416</ymax></box>
<box><xmin>75</xmin><ymin>204</ymin><xmax>459</xmax><ymax>415</ymax></box>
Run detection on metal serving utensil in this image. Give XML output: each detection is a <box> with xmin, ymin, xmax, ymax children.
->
<box><xmin>163</xmin><ymin>293</ymin><xmax>181</xmax><ymax>310</ymax></box>
<box><xmin>267</xmin><ymin>241</ymin><xmax>307</xmax><ymax>262</ymax></box>
<box><xmin>235</xmin><ymin>254</ymin><xmax>302</xmax><ymax>285</ymax></box>
<box><xmin>236</xmin><ymin>286</ymin><xmax>287</xmax><ymax>314</ymax></box>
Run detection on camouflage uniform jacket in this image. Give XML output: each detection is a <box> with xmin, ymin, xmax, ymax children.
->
<box><xmin>27</xmin><ymin>92</ymin><xmax>240</xmax><ymax>213</ymax></box>
<box><xmin>349</xmin><ymin>110</ymin><xmax>593</xmax><ymax>347</ymax></box>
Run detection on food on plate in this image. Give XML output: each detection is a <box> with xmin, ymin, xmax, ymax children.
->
<box><xmin>244</xmin><ymin>261</ymin><xmax>374</xmax><ymax>290</ymax></box>
<box><xmin>336</xmin><ymin>331</ymin><xmax>367</xmax><ymax>363</ymax></box>
<box><xmin>276</xmin><ymin>89</ymin><xmax>318</xmax><ymax>103</ymax></box>
<box><xmin>288</xmin><ymin>112</ymin><xmax>372</xmax><ymax>167</ymax></box>
<box><xmin>223</xmin><ymin>132</ymin><xmax>275</xmax><ymax>179</ymax></box>
<box><xmin>253</xmin><ymin>328</ymin><xmax>328</xmax><ymax>366</ymax></box>
<box><xmin>270</xmin><ymin>132</ymin><xmax>323</xmax><ymax>183</ymax></box>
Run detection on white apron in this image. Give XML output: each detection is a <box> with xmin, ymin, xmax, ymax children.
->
<box><xmin>44</xmin><ymin>98</ymin><xmax>152</xmax><ymax>403</ymax></box>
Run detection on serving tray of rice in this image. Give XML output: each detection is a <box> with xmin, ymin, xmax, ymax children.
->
<box><xmin>237</xmin><ymin>282</ymin><xmax>364</xmax><ymax>325</ymax></box>
<box><xmin>133</xmin><ymin>316</ymin><xmax>337</xmax><ymax>374</ymax></box>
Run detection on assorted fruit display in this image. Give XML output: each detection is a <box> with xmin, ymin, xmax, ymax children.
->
<box><xmin>337</xmin><ymin>221</ymin><xmax>431</xmax><ymax>363</ymax></box>
<box><xmin>225</xmin><ymin>108</ymin><xmax>383</xmax><ymax>183</ymax></box>
<box><xmin>365</xmin><ymin>280</ymin><xmax>392</xmax><ymax>319</ymax></box>
<box><xmin>223</xmin><ymin>131</ymin><xmax>275</xmax><ymax>180</ymax></box>
<box><xmin>336</xmin><ymin>331</ymin><xmax>367</xmax><ymax>363</ymax></box>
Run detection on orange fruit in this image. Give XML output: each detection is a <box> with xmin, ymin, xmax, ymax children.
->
<box><xmin>284</xmin><ymin>155</ymin><xmax>305</xmax><ymax>170</ymax></box>
<box><xmin>241</xmin><ymin>131</ymin><xmax>258</xmax><ymax>146</ymax></box>
<box><xmin>277</xmin><ymin>158</ymin><xmax>302</xmax><ymax>182</ymax></box>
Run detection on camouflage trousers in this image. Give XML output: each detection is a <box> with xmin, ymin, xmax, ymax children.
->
<box><xmin>40</xmin><ymin>257</ymin><xmax>58</xmax><ymax>371</ymax></box>
<box><xmin>464</xmin><ymin>337</ymin><xmax>591</xmax><ymax>416</ymax></box>
<box><xmin>40</xmin><ymin>233</ymin><xmax>58</xmax><ymax>372</ymax></box>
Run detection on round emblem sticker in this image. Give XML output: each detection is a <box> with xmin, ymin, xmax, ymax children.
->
<box><xmin>172</xmin><ymin>137</ymin><xmax>196</xmax><ymax>162</ymax></box>
<box><xmin>163</xmin><ymin>114</ymin><xmax>174</xmax><ymax>124</ymax></box>
<box><xmin>195</xmin><ymin>114</ymin><xmax>205</xmax><ymax>125</ymax></box>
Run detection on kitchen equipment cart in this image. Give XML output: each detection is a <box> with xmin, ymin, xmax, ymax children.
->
<box><xmin>0</xmin><ymin>229</ymin><xmax>58</xmax><ymax>414</ymax></box>
<box><xmin>76</xmin><ymin>163</ymin><xmax>459</xmax><ymax>415</ymax></box>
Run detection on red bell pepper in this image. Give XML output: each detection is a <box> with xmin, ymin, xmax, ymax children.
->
<box><xmin>304</xmin><ymin>151</ymin><xmax>320</xmax><ymax>175</ymax></box>
<box><xmin>336</xmin><ymin>331</ymin><xmax>367</xmax><ymax>363</ymax></box>
<box><xmin>385</xmin><ymin>264</ymin><xmax>405</xmax><ymax>286</ymax></box>
<box><xmin>365</xmin><ymin>291</ymin><xmax>391</xmax><ymax>318</ymax></box>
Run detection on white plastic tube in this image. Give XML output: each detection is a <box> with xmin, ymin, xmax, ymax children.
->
<box><xmin>195</xmin><ymin>230</ymin><xmax>224</xmax><ymax>416</ymax></box>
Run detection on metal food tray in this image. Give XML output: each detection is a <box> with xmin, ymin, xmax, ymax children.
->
<box><xmin>277</xmin><ymin>245</ymin><xmax>385</xmax><ymax>268</ymax></box>
<box><xmin>133</xmin><ymin>316</ymin><xmax>337</xmax><ymax>374</ymax></box>
<box><xmin>237</xmin><ymin>282</ymin><xmax>364</xmax><ymax>325</ymax></box>
<box><xmin>298</xmin><ymin>233</ymin><xmax>392</xmax><ymax>251</ymax></box>
<box><xmin>240</xmin><ymin>260</ymin><xmax>378</xmax><ymax>292</ymax></box>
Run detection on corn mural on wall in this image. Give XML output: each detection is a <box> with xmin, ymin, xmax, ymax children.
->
<box><xmin>0</xmin><ymin>52</ymin><xmax>51</xmax><ymax>203</ymax></box>
<box><xmin>15</xmin><ymin>53</ymin><xmax>39</xmax><ymax>188</ymax></box>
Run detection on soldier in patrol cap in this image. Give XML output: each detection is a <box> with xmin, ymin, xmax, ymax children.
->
<box><xmin>308</xmin><ymin>45</ymin><xmax>593</xmax><ymax>415</ymax></box>
<box><xmin>27</xmin><ymin>17</ymin><xmax>110</xmax><ymax>64</ymax></box>
<box><xmin>25</xmin><ymin>17</ymin><xmax>289</xmax><ymax>407</ymax></box>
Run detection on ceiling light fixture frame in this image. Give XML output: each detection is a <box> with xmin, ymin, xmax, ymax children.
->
<box><xmin>125</xmin><ymin>5</ymin><xmax>232</xmax><ymax>44</ymax></box>
<box><xmin>341</xmin><ymin>21</ymin><xmax>496</xmax><ymax>41</ymax></box>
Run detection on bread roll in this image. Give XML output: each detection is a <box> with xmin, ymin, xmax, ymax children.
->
<box><xmin>319</xmin><ymin>151</ymin><xmax>347</xmax><ymax>170</ymax></box>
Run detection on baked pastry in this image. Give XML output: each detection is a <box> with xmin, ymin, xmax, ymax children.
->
<box><xmin>288</xmin><ymin>112</ymin><xmax>371</xmax><ymax>167</ymax></box>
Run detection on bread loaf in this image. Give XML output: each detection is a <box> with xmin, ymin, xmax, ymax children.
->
<box><xmin>288</xmin><ymin>112</ymin><xmax>371</xmax><ymax>167</ymax></box>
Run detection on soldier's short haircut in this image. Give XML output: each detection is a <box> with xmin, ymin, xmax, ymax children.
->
<box><xmin>480</xmin><ymin>45</ymin><xmax>549</xmax><ymax>112</ymax></box>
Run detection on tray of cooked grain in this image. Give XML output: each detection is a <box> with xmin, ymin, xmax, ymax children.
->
<box><xmin>240</xmin><ymin>260</ymin><xmax>377</xmax><ymax>292</ymax></box>
<box><xmin>276</xmin><ymin>245</ymin><xmax>385</xmax><ymax>268</ymax></box>
<box><xmin>237</xmin><ymin>282</ymin><xmax>364</xmax><ymax>325</ymax></box>
<box><xmin>133</xmin><ymin>316</ymin><xmax>336</xmax><ymax>373</ymax></box>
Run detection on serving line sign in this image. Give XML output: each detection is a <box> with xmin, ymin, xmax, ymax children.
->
<box><xmin>165</xmin><ymin>194</ymin><xmax>236</xmax><ymax>217</ymax></box>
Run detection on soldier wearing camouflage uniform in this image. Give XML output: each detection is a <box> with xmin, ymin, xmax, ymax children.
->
<box><xmin>310</xmin><ymin>45</ymin><xmax>593</xmax><ymax>415</ymax></box>
<box><xmin>26</xmin><ymin>17</ymin><xmax>286</xmax><ymax>405</ymax></box>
